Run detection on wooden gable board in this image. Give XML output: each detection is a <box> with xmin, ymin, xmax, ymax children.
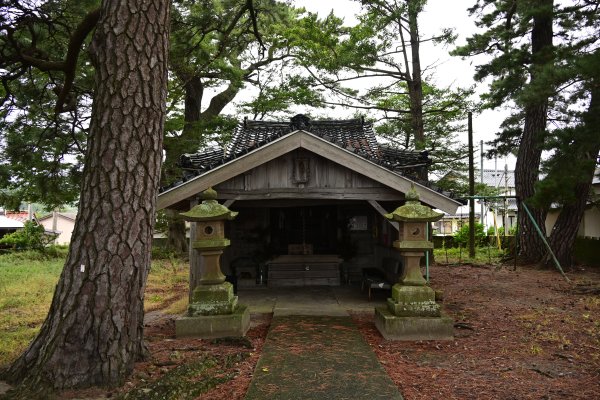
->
<box><xmin>214</xmin><ymin>149</ymin><xmax>405</xmax><ymax>201</ymax></box>
<box><xmin>157</xmin><ymin>130</ymin><xmax>461</xmax><ymax>213</ymax></box>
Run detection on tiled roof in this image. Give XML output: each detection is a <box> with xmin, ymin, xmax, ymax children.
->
<box><xmin>178</xmin><ymin>114</ymin><xmax>428</xmax><ymax>174</ymax></box>
<box><xmin>166</xmin><ymin>114</ymin><xmax>456</xmax><ymax>199</ymax></box>
<box><xmin>4</xmin><ymin>211</ymin><xmax>34</xmax><ymax>223</ymax></box>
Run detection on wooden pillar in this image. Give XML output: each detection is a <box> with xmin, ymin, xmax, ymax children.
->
<box><xmin>188</xmin><ymin>196</ymin><xmax>201</xmax><ymax>301</ymax></box>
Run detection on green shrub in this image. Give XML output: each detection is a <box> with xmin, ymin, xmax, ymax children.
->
<box><xmin>487</xmin><ymin>226</ymin><xmax>506</xmax><ymax>236</ymax></box>
<box><xmin>0</xmin><ymin>221</ymin><xmax>57</xmax><ymax>250</ymax></box>
<box><xmin>454</xmin><ymin>222</ymin><xmax>486</xmax><ymax>247</ymax></box>
<box><xmin>151</xmin><ymin>246</ymin><xmax>181</xmax><ymax>260</ymax></box>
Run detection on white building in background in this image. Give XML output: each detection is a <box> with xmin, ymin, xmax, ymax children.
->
<box><xmin>38</xmin><ymin>212</ymin><xmax>77</xmax><ymax>245</ymax></box>
<box><xmin>434</xmin><ymin>167</ymin><xmax>517</xmax><ymax>235</ymax></box>
<box><xmin>0</xmin><ymin>212</ymin><xmax>24</xmax><ymax>239</ymax></box>
<box><xmin>436</xmin><ymin>167</ymin><xmax>600</xmax><ymax>239</ymax></box>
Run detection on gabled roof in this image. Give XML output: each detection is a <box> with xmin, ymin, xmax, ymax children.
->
<box><xmin>158</xmin><ymin>129</ymin><xmax>462</xmax><ymax>213</ymax></box>
<box><xmin>176</xmin><ymin>115</ymin><xmax>430</xmax><ymax>183</ymax></box>
<box><xmin>38</xmin><ymin>212</ymin><xmax>77</xmax><ymax>222</ymax></box>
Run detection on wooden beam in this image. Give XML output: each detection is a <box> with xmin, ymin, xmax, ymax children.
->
<box><xmin>223</xmin><ymin>199</ymin><xmax>236</xmax><ymax>208</ymax></box>
<box><xmin>188</xmin><ymin>197</ymin><xmax>199</xmax><ymax>301</ymax></box>
<box><xmin>368</xmin><ymin>200</ymin><xmax>400</xmax><ymax>231</ymax></box>
<box><xmin>214</xmin><ymin>188</ymin><xmax>404</xmax><ymax>201</ymax></box>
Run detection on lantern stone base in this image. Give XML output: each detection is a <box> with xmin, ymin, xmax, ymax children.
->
<box><xmin>188</xmin><ymin>282</ymin><xmax>238</xmax><ymax>316</ymax></box>
<box><xmin>375</xmin><ymin>283</ymin><xmax>453</xmax><ymax>340</ymax></box>
<box><xmin>375</xmin><ymin>306</ymin><xmax>454</xmax><ymax>341</ymax></box>
<box><xmin>175</xmin><ymin>305</ymin><xmax>250</xmax><ymax>339</ymax></box>
<box><xmin>386</xmin><ymin>285</ymin><xmax>441</xmax><ymax>317</ymax></box>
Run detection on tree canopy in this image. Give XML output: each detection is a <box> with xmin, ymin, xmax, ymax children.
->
<box><xmin>454</xmin><ymin>0</ymin><xmax>600</xmax><ymax>266</ymax></box>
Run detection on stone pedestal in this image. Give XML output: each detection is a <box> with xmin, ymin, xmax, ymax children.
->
<box><xmin>376</xmin><ymin>279</ymin><xmax>454</xmax><ymax>340</ymax></box>
<box><xmin>176</xmin><ymin>305</ymin><xmax>250</xmax><ymax>339</ymax></box>
<box><xmin>375</xmin><ymin>307</ymin><xmax>454</xmax><ymax>341</ymax></box>
<box><xmin>176</xmin><ymin>282</ymin><xmax>250</xmax><ymax>338</ymax></box>
<box><xmin>376</xmin><ymin>186</ymin><xmax>454</xmax><ymax>340</ymax></box>
<box><xmin>175</xmin><ymin>188</ymin><xmax>250</xmax><ymax>339</ymax></box>
<box><xmin>386</xmin><ymin>284</ymin><xmax>440</xmax><ymax>317</ymax></box>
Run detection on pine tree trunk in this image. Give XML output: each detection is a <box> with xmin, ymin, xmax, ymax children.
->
<box><xmin>514</xmin><ymin>0</ymin><xmax>553</xmax><ymax>263</ymax></box>
<box><xmin>547</xmin><ymin>83</ymin><xmax>600</xmax><ymax>267</ymax></box>
<box><xmin>406</xmin><ymin>0</ymin><xmax>426</xmax><ymax>182</ymax></box>
<box><xmin>407</xmin><ymin>0</ymin><xmax>424</xmax><ymax>149</ymax></box>
<box><xmin>4</xmin><ymin>0</ymin><xmax>169</xmax><ymax>392</ymax></box>
<box><xmin>515</xmin><ymin>103</ymin><xmax>548</xmax><ymax>262</ymax></box>
<box><xmin>166</xmin><ymin>209</ymin><xmax>188</xmax><ymax>254</ymax></box>
<box><xmin>546</xmin><ymin>188</ymin><xmax>587</xmax><ymax>267</ymax></box>
<box><xmin>162</xmin><ymin>78</ymin><xmax>239</xmax><ymax>253</ymax></box>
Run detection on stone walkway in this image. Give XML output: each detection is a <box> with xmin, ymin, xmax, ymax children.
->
<box><xmin>244</xmin><ymin>315</ymin><xmax>402</xmax><ymax>400</ymax></box>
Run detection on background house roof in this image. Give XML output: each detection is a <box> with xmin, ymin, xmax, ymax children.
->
<box><xmin>3</xmin><ymin>211</ymin><xmax>35</xmax><ymax>223</ymax></box>
<box><xmin>38</xmin><ymin>212</ymin><xmax>77</xmax><ymax>222</ymax></box>
<box><xmin>482</xmin><ymin>169</ymin><xmax>515</xmax><ymax>188</ymax></box>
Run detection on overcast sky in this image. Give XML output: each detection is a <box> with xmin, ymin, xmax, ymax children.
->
<box><xmin>290</xmin><ymin>0</ymin><xmax>515</xmax><ymax>170</ymax></box>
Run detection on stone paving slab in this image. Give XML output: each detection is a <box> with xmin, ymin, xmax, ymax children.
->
<box><xmin>237</xmin><ymin>285</ymin><xmax>389</xmax><ymax>316</ymax></box>
<box><xmin>245</xmin><ymin>315</ymin><xmax>402</xmax><ymax>400</ymax></box>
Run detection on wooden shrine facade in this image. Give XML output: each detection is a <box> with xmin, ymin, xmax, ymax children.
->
<box><xmin>157</xmin><ymin>116</ymin><xmax>461</xmax><ymax>288</ymax></box>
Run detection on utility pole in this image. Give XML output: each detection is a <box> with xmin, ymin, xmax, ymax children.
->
<box><xmin>468</xmin><ymin>112</ymin><xmax>475</xmax><ymax>258</ymax></box>
<box><xmin>480</xmin><ymin>140</ymin><xmax>484</xmax><ymax>225</ymax></box>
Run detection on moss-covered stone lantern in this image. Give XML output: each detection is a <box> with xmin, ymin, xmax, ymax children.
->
<box><xmin>175</xmin><ymin>188</ymin><xmax>250</xmax><ymax>338</ymax></box>
<box><xmin>375</xmin><ymin>186</ymin><xmax>453</xmax><ymax>340</ymax></box>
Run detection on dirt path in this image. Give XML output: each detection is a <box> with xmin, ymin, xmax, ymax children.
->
<box><xmin>352</xmin><ymin>264</ymin><xmax>600</xmax><ymax>399</ymax></box>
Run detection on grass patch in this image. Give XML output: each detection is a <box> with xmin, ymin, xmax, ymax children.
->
<box><xmin>433</xmin><ymin>246</ymin><xmax>508</xmax><ymax>265</ymax></box>
<box><xmin>163</xmin><ymin>296</ymin><xmax>188</xmax><ymax>315</ymax></box>
<box><xmin>0</xmin><ymin>249</ymin><xmax>189</xmax><ymax>368</ymax></box>
<box><xmin>144</xmin><ymin>258</ymin><xmax>188</xmax><ymax>313</ymax></box>
<box><xmin>0</xmin><ymin>250</ymin><xmax>66</xmax><ymax>367</ymax></box>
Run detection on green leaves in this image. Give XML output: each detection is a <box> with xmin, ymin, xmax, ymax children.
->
<box><xmin>0</xmin><ymin>221</ymin><xmax>57</xmax><ymax>250</ymax></box>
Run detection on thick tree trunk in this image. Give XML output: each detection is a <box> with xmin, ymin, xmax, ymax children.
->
<box><xmin>162</xmin><ymin>79</ymin><xmax>240</xmax><ymax>254</ymax></box>
<box><xmin>4</xmin><ymin>0</ymin><xmax>169</xmax><ymax>392</ymax></box>
<box><xmin>159</xmin><ymin>77</ymin><xmax>205</xmax><ymax>254</ymax></box>
<box><xmin>547</xmin><ymin>83</ymin><xmax>600</xmax><ymax>267</ymax></box>
<box><xmin>515</xmin><ymin>104</ymin><xmax>548</xmax><ymax>262</ymax></box>
<box><xmin>407</xmin><ymin>0</ymin><xmax>424</xmax><ymax>150</ymax></box>
<box><xmin>515</xmin><ymin>0</ymin><xmax>553</xmax><ymax>263</ymax></box>
<box><xmin>165</xmin><ymin>208</ymin><xmax>188</xmax><ymax>254</ymax></box>
<box><xmin>184</xmin><ymin>75</ymin><xmax>204</xmax><ymax>124</ymax></box>
<box><xmin>546</xmin><ymin>184</ymin><xmax>590</xmax><ymax>267</ymax></box>
<box><xmin>404</xmin><ymin>0</ymin><xmax>427</xmax><ymax>182</ymax></box>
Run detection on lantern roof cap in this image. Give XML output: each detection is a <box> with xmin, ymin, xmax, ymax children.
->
<box><xmin>180</xmin><ymin>188</ymin><xmax>238</xmax><ymax>222</ymax></box>
<box><xmin>385</xmin><ymin>186</ymin><xmax>444</xmax><ymax>223</ymax></box>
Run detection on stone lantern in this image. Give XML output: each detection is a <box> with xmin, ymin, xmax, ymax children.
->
<box><xmin>175</xmin><ymin>187</ymin><xmax>250</xmax><ymax>338</ymax></box>
<box><xmin>374</xmin><ymin>186</ymin><xmax>453</xmax><ymax>340</ymax></box>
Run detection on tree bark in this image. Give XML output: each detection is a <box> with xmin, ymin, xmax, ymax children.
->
<box><xmin>400</xmin><ymin>0</ymin><xmax>427</xmax><ymax>182</ymax></box>
<box><xmin>407</xmin><ymin>0</ymin><xmax>425</xmax><ymax>150</ymax></box>
<box><xmin>547</xmin><ymin>82</ymin><xmax>600</xmax><ymax>267</ymax></box>
<box><xmin>515</xmin><ymin>0</ymin><xmax>553</xmax><ymax>263</ymax></box>
<box><xmin>162</xmin><ymin>78</ymin><xmax>240</xmax><ymax>254</ymax></box>
<box><xmin>4</xmin><ymin>0</ymin><xmax>169</xmax><ymax>392</ymax></box>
